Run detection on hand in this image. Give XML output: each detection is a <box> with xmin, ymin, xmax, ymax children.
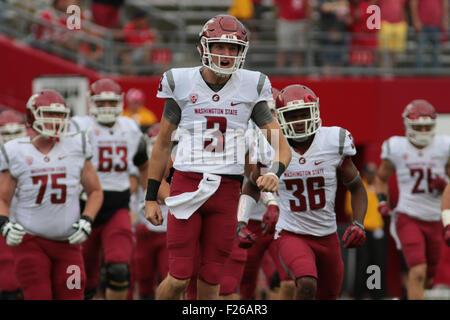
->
<box><xmin>256</xmin><ymin>173</ymin><xmax>279</xmax><ymax>193</ymax></box>
<box><xmin>430</xmin><ymin>176</ymin><xmax>447</xmax><ymax>193</ymax></box>
<box><xmin>445</xmin><ymin>225</ymin><xmax>450</xmax><ymax>247</ymax></box>
<box><xmin>1</xmin><ymin>220</ymin><xmax>25</xmax><ymax>246</ymax></box>
<box><xmin>237</xmin><ymin>222</ymin><xmax>257</xmax><ymax>249</ymax></box>
<box><xmin>342</xmin><ymin>221</ymin><xmax>366</xmax><ymax>249</ymax></box>
<box><xmin>261</xmin><ymin>204</ymin><xmax>279</xmax><ymax>235</ymax></box>
<box><xmin>377</xmin><ymin>201</ymin><xmax>391</xmax><ymax>217</ymax></box>
<box><xmin>68</xmin><ymin>216</ymin><xmax>92</xmax><ymax>245</ymax></box>
<box><xmin>145</xmin><ymin>201</ymin><xmax>163</xmax><ymax>226</ymax></box>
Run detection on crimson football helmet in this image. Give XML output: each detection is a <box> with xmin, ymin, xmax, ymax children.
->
<box><xmin>198</xmin><ymin>15</ymin><xmax>249</xmax><ymax>76</ymax></box>
<box><xmin>0</xmin><ymin>109</ymin><xmax>27</xmax><ymax>144</ymax></box>
<box><xmin>403</xmin><ymin>99</ymin><xmax>437</xmax><ymax>147</ymax></box>
<box><xmin>146</xmin><ymin>122</ymin><xmax>160</xmax><ymax>155</ymax></box>
<box><xmin>126</xmin><ymin>88</ymin><xmax>145</xmax><ymax>106</ymax></box>
<box><xmin>89</xmin><ymin>79</ymin><xmax>123</xmax><ymax>124</ymax></box>
<box><xmin>275</xmin><ymin>84</ymin><xmax>321</xmax><ymax>141</ymax></box>
<box><xmin>26</xmin><ymin>90</ymin><xmax>70</xmax><ymax>138</ymax></box>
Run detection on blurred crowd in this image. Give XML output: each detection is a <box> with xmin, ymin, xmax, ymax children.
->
<box><xmin>0</xmin><ymin>0</ymin><xmax>449</xmax><ymax>75</ymax></box>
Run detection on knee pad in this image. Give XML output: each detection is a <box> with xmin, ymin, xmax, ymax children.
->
<box><xmin>296</xmin><ymin>277</ymin><xmax>317</xmax><ymax>299</ymax></box>
<box><xmin>105</xmin><ymin>263</ymin><xmax>130</xmax><ymax>291</ymax></box>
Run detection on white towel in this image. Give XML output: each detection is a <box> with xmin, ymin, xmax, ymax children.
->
<box><xmin>389</xmin><ymin>210</ymin><xmax>402</xmax><ymax>250</ymax></box>
<box><xmin>165</xmin><ymin>173</ymin><xmax>221</xmax><ymax>220</ymax></box>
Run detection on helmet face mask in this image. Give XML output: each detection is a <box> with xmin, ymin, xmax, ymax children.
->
<box><xmin>402</xmin><ymin>100</ymin><xmax>436</xmax><ymax>147</ymax></box>
<box><xmin>198</xmin><ymin>15</ymin><xmax>249</xmax><ymax>77</ymax></box>
<box><xmin>89</xmin><ymin>79</ymin><xmax>123</xmax><ymax>124</ymax></box>
<box><xmin>199</xmin><ymin>37</ymin><xmax>248</xmax><ymax>76</ymax></box>
<box><xmin>26</xmin><ymin>91</ymin><xmax>70</xmax><ymax>139</ymax></box>
<box><xmin>275</xmin><ymin>85</ymin><xmax>321</xmax><ymax>141</ymax></box>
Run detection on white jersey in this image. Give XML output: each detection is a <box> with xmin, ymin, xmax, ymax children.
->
<box><xmin>157</xmin><ymin>66</ymin><xmax>273</xmax><ymax>175</ymax></box>
<box><xmin>246</xmin><ymin>120</ymin><xmax>275</xmax><ymax>221</ymax></box>
<box><xmin>0</xmin><ymin>134</ymin><xmax>92</xmax><ymax>241</ymax></box>
<box><xmin>246</xmin><ymin>120</ymin><xmax>274</xmax><ymax>168</ymax></box>
<box><xmin>70</xmin><ymin>116</ymin><xmax>144</xmax><ymax>192</ymax></box>
<box><xmin>381</xmin><ymin>135</ymin><xmax>450</xmax><ymax>221</ymax></box>
<box><xmin>276</xmin><ymin>126</ymin><xmax>356</xmax><ymax>237</ymax></box>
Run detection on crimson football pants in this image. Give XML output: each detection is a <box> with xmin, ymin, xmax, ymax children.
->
<box><xmin>0</xmin><ymin>236</ymin><xmax>20</xmax><ymax>292</ymax></box>
<box><xmin>276</xmin><ymin>230</ymin><xmax>344</xmax><ymax>300</ymax></box>
<box><xmin>167</xmin><ymin>170</ymin><xmax>241</xmax><ymax>285</ymax></box>
<box><xmin>396</xmin><ymin>212</ymin><xmax>443</xmax><ymax>279</ymax></box>
<box><xmin>12</xmin><ymin>234</ymin><xmax>85</xmax><ymax>300</ymax></box>
<box><xmin>133</xmin><ymin>223</ymin><xmax>168</xmax><ymax>298</ymax></box>
<box><xmin>82</xmin><ymin>208</ymin><xmax>133</xmax><ymax>292</ymax></box>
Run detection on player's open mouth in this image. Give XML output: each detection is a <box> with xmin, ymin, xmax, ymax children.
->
<box><xmin>220</xmin><ymin>61</ymin><xmax>231</xmax><ymax>67</ymax></box>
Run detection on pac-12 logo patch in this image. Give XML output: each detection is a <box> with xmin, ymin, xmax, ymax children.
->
<box><xmin>190</xmin><ymin>93</ymin><xmax>198</xmax><ymax>104</ymax></box>
<box><xmin>212</xmin><ymin>94</ymin><xmax>220</xmax><ymax>102</ymax></box>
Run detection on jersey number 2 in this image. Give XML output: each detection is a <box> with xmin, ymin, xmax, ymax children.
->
<box><xmin>204</xmin><ymin>116</ymin><xmax>226</xmax><ymax>152</ymax></box>
<box><xmin>284</xmin><ymin>177</ymin><xmax>326</xmax><ymax>212</ymax></box>
<box><xmin>32</xmin><ymin>173</ymin><xmax>66</xmax><ymax>204</ymax></box>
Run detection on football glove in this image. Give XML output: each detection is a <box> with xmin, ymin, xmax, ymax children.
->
<box><xmin>342</xmin><ymin>221</ymin><xmax>366</xmax><ymax>249</ymax></box>
<box><xmin>237</xmin><ymin>223</ymin><xmax>257</xmax><ymax>249</ymax></box>
<box><xmin>68</xmin><ymin>216</ymin><xmax>93</xmax><ymax>245</ymax></box>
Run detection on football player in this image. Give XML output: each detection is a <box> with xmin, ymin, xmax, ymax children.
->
<box><xmin>70</xmin><ymin>79</ymin><xmax>157</xmax><ymax>300</ymax></box>
<box><xmin>0</xmin><ymin>90</ymin><xmax>103</xmax><ymax>299</ymax></box>
<box><xmin>443</xmin><ymin>184</ymin><xmax>450</xmax><ymax>247</ymax></box>
<box><xmin>271</xmin><ymin>84</ymin><xmax>367</xmax><ymax>300</ymax></box>
<box><xmin>375</xmin><ymin>100</ymin><xmax>450</xmax><ymax>300</ymax></box>
<box><xmin>129</xmin><ymin>124</ymin><xmax>169</xmax><ymax>300</ymax></box>
<box><xmin>0</xmin><ymin>109</ymin><xmax>26</xmax><ymax>300</ymax></box>
<box><xmin>0</xmin><ymin>109</ymin><xmax>27</xmax><ymax>144</ymax></box>
<box><xmin>145</xmin><ymin>15</ymin><xmax>292</xmax><ymax>300</ymax></box>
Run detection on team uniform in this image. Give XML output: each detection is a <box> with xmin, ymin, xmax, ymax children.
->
<box><xmin>157</xmin><ymin>66</ymin><xmax>273</xmax><ymax>284</ymax></box>
<box><xmin>381</xmin><ymin>135</ymin><xmax>450</xmax><ymax>278</ymax></box>
<box><xmin>132</xmin><ymin>207</ymin><xmax>169</xmax><ymax>299</ymax></box>
<box><xmin>0</xmin><ymin>110</ymin><xmax>27</xmax><ymax>299</ymax></box>
<box><xmin>0</xmin><ymin>133</ymin><xmax>91</xmax><ymax>299</ymax></box>
<box><xmin>275</xmin><ymin>126</ymin><xmax>356</xmax><ymax>299</ymax></box>
<box><xmin>70</xmin><ymin>115</ymin><xmax>147</xmax><ymax>295</ymax></box>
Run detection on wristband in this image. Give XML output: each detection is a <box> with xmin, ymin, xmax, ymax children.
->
<box><xmin>145</xmin><ymin>179</ymin><xmax>161</xmax><ymax>201</ymax></box>
<box><xmin>443</xmin><ymin>209</ymin><xmax>450</xmax><ymax>227</ymax></box>
<box><xmin>0</xmin><ymin>215</ymin><xmax>9</xmax><ymax>230</ymax></box>
<box><xmin>268</xmin><ymin>161</ymin><xmax>286</xmax><ymax>179</ymax></box>
<box><xmin>80</xmin><ymin>215</ymin><xmax>93</xmax><ymax>225</ymax></box>
<box><xmin>343</xmin><ymin>171</ymin><xmax>360</xmax><ymax>187</ymax></box>
<box><xmin>376</xmin><ymin>193</ymin><xmax>387</xmax><ymax>203</ymax></box>
<box><xmin>353</xmin><ymin>220</ymin><xmax>365</xmax><ymax>230</ymax></box>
